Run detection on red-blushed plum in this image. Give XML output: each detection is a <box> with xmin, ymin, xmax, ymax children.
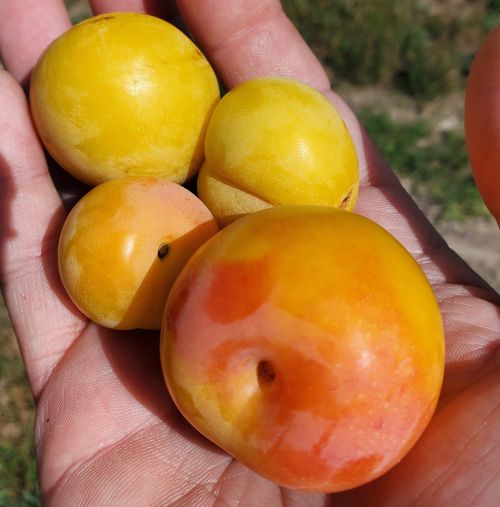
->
<box><xmin>465</xmin><ymin>26</ymin><xmax>500</xmax><ymax>224</ymax></box>
<box><xmin>58</xmin><ymin>176</ymin><xmax>219</xmax><ymax>330</ymax></box>
<box><xmin>160</xmin><ymin>206</ymin><xmax>445</xmax><ymax>492</ymax></box>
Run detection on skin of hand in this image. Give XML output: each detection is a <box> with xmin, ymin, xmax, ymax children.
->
<box><xmin>0</xmin><ymin>1</ymin><xmax>499</xmax><ymax>505</ymax></box>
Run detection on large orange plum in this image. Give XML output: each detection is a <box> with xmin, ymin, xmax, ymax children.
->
<box><xmin>58</xmin><ymin>177</ymin><xmax>219</xmax><ymax>330</ymax></box>
<box><xmin>198</xmin><ymin>78</ymin><xmax>359</xmax><ymax>226</ymax></box>
<box><xmin>161</xmin><ymin>206</ymin><xmax>444</xmax><ymax>492</ymax></box>
<box><xmin>30</xmin><ymin>13</ymin><xmax>220</xmax><ymax>186</ymax></box>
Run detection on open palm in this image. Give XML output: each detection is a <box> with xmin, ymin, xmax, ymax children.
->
<box><xmin>0</xmin><ymin>1</ymin><xmax>498</xmax><ymax>505</ymax></box>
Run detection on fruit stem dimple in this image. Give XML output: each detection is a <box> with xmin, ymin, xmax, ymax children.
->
<box><xmin>158</xmin><ymin>243</ymin><xmax>170</xmax><ymax>260</ymax></box>
<box><xmin>257</xmin><ymin>360</ymin><xmax>276</xmax><ymax>386</ymax></box>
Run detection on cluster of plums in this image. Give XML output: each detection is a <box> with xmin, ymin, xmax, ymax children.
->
<box><xmin>30</xmin><ymin>12</ymin><xmax>444</xmax><ymax>492</ymax></box>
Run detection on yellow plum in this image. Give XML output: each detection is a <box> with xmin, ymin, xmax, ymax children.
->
<box><xmin>30</xmin><ymin>12</ymin><xmax>220</xmax><ymax>185</ymax></box>
<box><xmin>161</xmin><ymin>206</ymin><xmax>444</xmax><ymax>492</ymax></box>
<box><xmin>58</xmin><ymin>176</ymin><xmax>219</xmax><ymax>330</ymax></box>
<box><xmin>198</xmin><ymin>78</ymin><xmax>359</xmax><ymax>225</ymax></box>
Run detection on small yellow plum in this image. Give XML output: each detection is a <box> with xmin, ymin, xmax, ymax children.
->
<box><xmin>161</xmin><ymin>206</ymin><xmax>444</xmax><ymax>492</ymax></box>
<box><xmin>198</xmin><ymin>78</ymin><xmax>359</xmax><ymax>225</ymax></box>
<box><xmin>58</xmin><ymin>177</ymin><xmax>219</xmax><ymax>330</ymax></box>
<box><xmin>30</xmin><ymin>13</ymin><xmax>220</xmax><ymax>186</ymax></box>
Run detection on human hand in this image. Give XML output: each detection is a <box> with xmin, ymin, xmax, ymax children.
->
<box><xmin>0</xmin><ymin>1</ymin><xmax>498</xmax><ymax>505</ymax></box>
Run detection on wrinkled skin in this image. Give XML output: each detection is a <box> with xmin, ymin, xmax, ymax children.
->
<box><xmin>0</xmin><ymin>1</ymin><xmax>498</xmax><ymax>505</ymax></box>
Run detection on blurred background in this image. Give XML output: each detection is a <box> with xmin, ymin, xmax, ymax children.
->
<box><xmin>1</xmin><ymin>0</ymin><xmax>499</xmax><ymax>504</ymax></box>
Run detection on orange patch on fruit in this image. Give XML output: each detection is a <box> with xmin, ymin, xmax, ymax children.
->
<box><xmin>164</xmin><ymin>273</ymin><xmax>194</xmax><ymax>339</ymax></box>
<box><xmin>206</xmin><ymin>257</ymin><xmax>273</xmax><ymax>323</ymax></box>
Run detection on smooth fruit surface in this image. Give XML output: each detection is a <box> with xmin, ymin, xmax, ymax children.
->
<box><xmin>198</xmin><ymin>77</ymin><xmax>359</xmax><ymax>226</ymax></box>
<box><xmin>465</xmin><ymin>26</ymin><xmax>500</xmax><ymax>224</ymax></box>
<box><xmin>161</xmin><ymin>206</ymin><xmax>444</xmax><ymax>492</ymax></box>
<box><xmin>59</xmin><ymin>177</ymin><xmax>219</xmax><ymax>330</ymax></box>
<box><xmin>30</xmin><ymin>12</ymin><xmax>220</xmax><ymax>186</ymax></box>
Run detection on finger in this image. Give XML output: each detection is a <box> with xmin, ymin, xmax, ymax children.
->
<box><xmin>176</xmin><ymin>0</ymin><xmax>330</xmax><ymax>92</ymax></box>
<box><xmin>0</xmin><ymin>71</ymin><xmax>88</xmax><ymax>399</ymax></box>
<box><xmin>89</xmin><ymin>0</ymin><xmax>178</xmax><ymax>19</ymax></box>
<box><xmin>0</xmin><ymin>0</ymin><xmax>71</xmax><ymax>86</ymax></box>
<box><xmin>175</xmin><ymin>0</ymin><xmax>400</xmax><ymax>191</ymax></box>
<box><xmin>465</xmin><ymin>26</ymin><xmax>500</xmax><ymax>224</ymax></box>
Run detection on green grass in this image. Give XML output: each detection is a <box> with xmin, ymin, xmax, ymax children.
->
<box><xmin>282</xmin><ymin>0</ymin><xmax>489</xmax><ymax>103</ymax></box>
<box><xmin>64</xmin><ymin>0</ymin><xmax>91</xmax><ymax>24</ymax></box>
<box><xmin>0</xmin><ymin>442</ymin><xmax>40</xmax><ymax>507</ymax></box>
<box><xmin>0</xmin><ymin>324</ymin><xmax>40</xmax><ymax>507</ymax></box>
<box><xmin>484</xmin><ymin>0</ymin><xmax>500</xmax><ymax>30</ymax></box>
<box><xmin>359</xmin><ymin>108</ymin><xmax>487</xmax><ymax>221</ymax></box>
